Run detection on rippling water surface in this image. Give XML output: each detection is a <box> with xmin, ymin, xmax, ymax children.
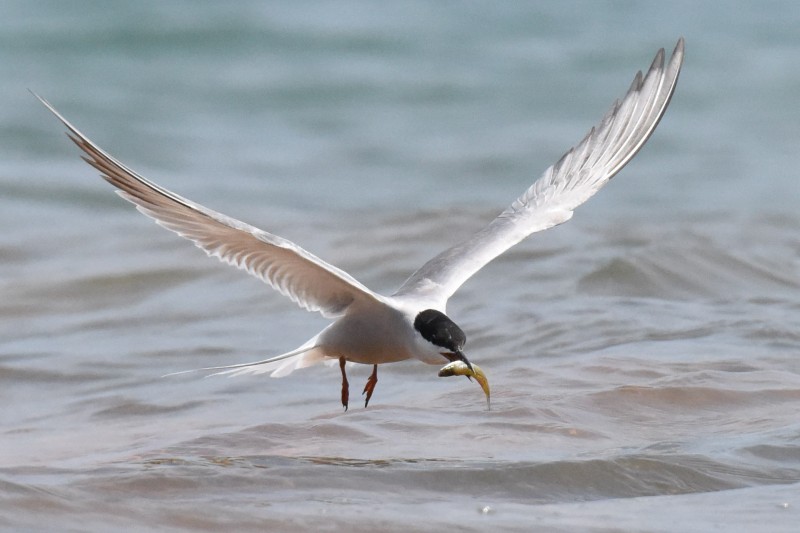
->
<box><xmin>3</xmin><ymin>2</ymin><xmax>800</xmax><ymax>531</ymax></box>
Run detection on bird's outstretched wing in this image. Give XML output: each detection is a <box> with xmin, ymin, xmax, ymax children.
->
<box><xmin>35</xmin><ymin>94</ymin><xmax>384</xmax><ymax>318</ymax></box>
<box><xmin>393</xmin><ymin>38</ymin><xmax>685</xmax><ymax>307</ymax></box>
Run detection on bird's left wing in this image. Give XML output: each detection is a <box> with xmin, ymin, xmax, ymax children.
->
<box><xmin>393</xmin><ymin>38</ymin><xmax>684</xmax><ymax>307</ymax></box>
<box><xmin>36</xmin><ymin>94</ymin><xmax>384</xmax><ymax>318</ymax></box>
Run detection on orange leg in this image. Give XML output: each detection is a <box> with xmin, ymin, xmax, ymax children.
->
<box><xmin>339</xmin><ymin>357</ymin><xmax>349</xmax><ymax>411</ymax></box>
<box><xmin>362</xmin><ymin>364</ymin><xmax>379</xmax><ymax>408</ymax></box>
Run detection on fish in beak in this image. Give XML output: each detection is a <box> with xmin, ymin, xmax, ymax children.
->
<box><xmin>438</xmin><ymin>359</ymin><xmax>490</xmax><ymax>410</ymax></box>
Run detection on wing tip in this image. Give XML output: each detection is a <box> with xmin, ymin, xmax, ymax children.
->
<box><xmin>674</xmin><ymin>36</ymin><xmax>686</xmax><ymax>55</ymax></box>
<box><xmin>649</xmin><ymin>47</ymin><xmax>666</xmax><ymax>73</ymax></box>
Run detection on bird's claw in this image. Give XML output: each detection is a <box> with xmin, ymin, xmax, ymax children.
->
<box><xmin>362</xmin><ymin>365</ymin><xmax>379</xmax><ymax>408</ymax></box>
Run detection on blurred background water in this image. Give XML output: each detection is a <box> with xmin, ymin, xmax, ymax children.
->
<box><xmin>3</xmin><ymin>1</ymin><xmax>800</xmax><ymax>531</ymax></box>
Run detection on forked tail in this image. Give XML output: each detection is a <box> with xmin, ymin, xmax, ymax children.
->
<box><xmin>163</xmin><ymin>338</ymin><xmax>326</xmax><ymax>379</ymax></box>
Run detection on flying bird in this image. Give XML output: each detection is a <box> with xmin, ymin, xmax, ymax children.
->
<box><xmin>35</xmin><ymin>38</ymin><xmax>684</xmax><ymax>410</ymax></box>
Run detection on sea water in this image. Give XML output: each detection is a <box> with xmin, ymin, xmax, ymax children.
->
<box><xmin>2</xmin><ymin>2</ymin><xmax>800</xmax><ymax>531</ymax></box>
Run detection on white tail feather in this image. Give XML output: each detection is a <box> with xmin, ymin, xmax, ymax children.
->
<box><xmin>162</xmin><ymin>339</ymin><xmax>325</xmax><ymax>379</ymax></box>
<box><xmin>217</xmin><ymin>346</ymin><xmax>328</xmax><ymax>378</ymax></box>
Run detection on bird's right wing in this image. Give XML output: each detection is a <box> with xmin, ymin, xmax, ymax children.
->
<box><xmin>36</xmin><ymin>94</ymin><xmax>385</xmax><ymax>318</ymax></box>
<box><xmin>393</xmin><ymin>38</ymin><xmax>684</xmax><ymax>307</ymax></box>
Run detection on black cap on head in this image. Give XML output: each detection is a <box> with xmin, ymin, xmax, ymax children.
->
<box><xmin>413</xmin><ymin>309</ymin><xmax>466</xmax><ymax>353</ymax></box>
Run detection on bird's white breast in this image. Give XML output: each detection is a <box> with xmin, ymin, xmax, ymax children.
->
<box><xmin>317</xmin><ymin>301</ymin><xmax>444</xmax><ymax>366</ymax></box>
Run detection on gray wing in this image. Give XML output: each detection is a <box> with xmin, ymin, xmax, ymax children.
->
<box><xmin>36</xmin><ymin>94</ymin><xmax>384</xmax><ymax>318</ymax></box>
<box><xmin>393</xmin><ymin>38</ymin><xmax>685</xmax><ymax>306</ymax></box>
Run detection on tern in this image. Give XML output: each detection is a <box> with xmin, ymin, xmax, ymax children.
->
<box><xmin>36</xmin><ymin>38</ymin><xmax>683</xmax><ymax>410</ymax></box>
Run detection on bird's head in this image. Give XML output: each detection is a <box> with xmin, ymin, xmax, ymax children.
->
<box><xmin>414</xmin><ymin>309</ymin><xmax>490</xmax><ymax>409</ymax></box>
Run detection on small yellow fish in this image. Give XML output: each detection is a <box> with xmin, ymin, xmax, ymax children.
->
<box><xmin>438</xmin><ymin>360</ymin><xmax>490</xmax><ymax>410</ymax></box>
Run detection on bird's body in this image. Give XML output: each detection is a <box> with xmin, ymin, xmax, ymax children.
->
<box><xmin>36</xmin><ymin>38</ymin><xmax>684</xmax><ymax>410</ymax></box>
<box><xmin>318</xmin><ymin>302</ymin><xmax>442</xmax><ymax>366</ymax></box>
<box><xmin>259</xmin><ymin>299</ymin><xmax>445</xmax><ymax>376</ymax></box>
